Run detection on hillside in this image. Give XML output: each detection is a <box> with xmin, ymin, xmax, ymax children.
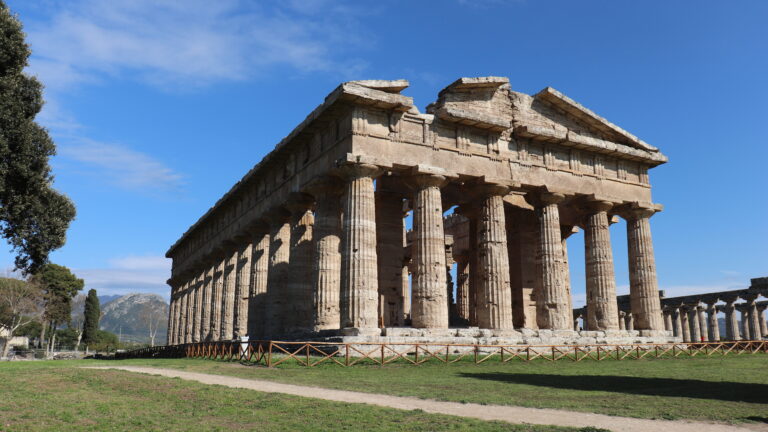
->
<box><xmin>101</xmin><ymin>293</ymin><xmax>168</xmax><ymax>345</ymax></box>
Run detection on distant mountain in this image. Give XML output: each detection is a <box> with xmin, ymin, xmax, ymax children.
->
<box><xmin>100</xmin><ymin>293</ymin><xmax>168</xmax><ymax>345</ymax></box>
<box><xmin>98</xmin><ymin>294</ymin><xmax>121</xmax><ymax>305</ymax></box>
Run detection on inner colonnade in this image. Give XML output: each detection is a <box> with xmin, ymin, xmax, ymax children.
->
<box><xmin>166</xmin><ymin>77</ymin><xmax>673</xmax><ymax>345</ymax></box>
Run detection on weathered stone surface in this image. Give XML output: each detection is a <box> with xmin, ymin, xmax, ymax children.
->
<box><xmin>584</xmin><ymin>201</ymin><xmax>619</xmax><ymax>331</ymax></box>
<box><xmin>375</xmin><ymin>175</ymin><xmax>406</xmax><ymax>327</ymax></box>
<box><xmin>626</xmin><ymin>207</ymin><xmax>664</xmax><ymax>331</ymax></box>
<box><xmin>309</xmin><ymin>178</ymin><xmax>343</xmax><ymax>331</ymax></box>
<box><xmin>233</xmin><ymin>241</ymin><xmax>251</xmax><ymax>338</ymax></box>
<box><xmin>248</xmin><ymin>229</ymin><xmax>270</xmax><ymax>338</ymax></box>
<box><xmin>476</xmin><ymin>186</ymin><xmax>513</xmax><ymax>329</ymax></box>
<box><xmin>339</xmin><ymin>163</ymin><xmax>380</xmax><ymax>335</ymax></box>
<box><xmin>266</xmin><ymin>209</ymin><xmax>291</xmax><ymax>338</ymax></box>
<box><xmin>410</xmin><ymin>173</ymin><xmax>449</xmax><ymax>329</ymax></box>
<box><xmin>287</xmin><ymin>195</ymin><xmax>315</xmax><ymax>335</ymax></box>
<box><xmin>533</xmin><ymin>193</ymin><xmax>571</xmax><ymax>330</ymax></box>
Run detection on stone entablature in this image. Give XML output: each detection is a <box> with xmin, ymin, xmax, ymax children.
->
<box><xmin>166</xmin><ymin>77</ymin><xmax>672</xmax><ymax>345</ymax></box>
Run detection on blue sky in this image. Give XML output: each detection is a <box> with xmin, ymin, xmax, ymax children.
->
<box><xmin>2</xmin><ymin>0</ymin><xmax>766</xmax><ymax>305</ymax></box>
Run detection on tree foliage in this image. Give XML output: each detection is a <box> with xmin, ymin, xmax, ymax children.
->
<box><xmin>82</xmin><ymin>288</ymin><xmax>99</xmax><ymax>345</ymax></box>
<box><xmin>34</xmin><ymin>263</ymin><xmax>83</xmax><ymax>325</ymax></box>
<box><xmin>0</xmin><ymin>0</ymin><xmax>76</xmax><ymax>274</ymax></box>
<box><xmin>0</xmin><ymin>276</ymin><xmax>43</xmax><ymax>357</ymax></box>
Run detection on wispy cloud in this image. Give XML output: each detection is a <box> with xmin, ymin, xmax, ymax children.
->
<box><xmin>59</xmin><ymin>140</ymin><xmax>183</xmax><ymax>193</ymax></box>
<box><xmin>25</xmin><ymin>0</ymin><xmax>369</xmax><ymax>91</ymax></box>
<box><xmin>74</xmin><ymin>254</ymin><xmax>171</xmax><ymax>300</ymax></box>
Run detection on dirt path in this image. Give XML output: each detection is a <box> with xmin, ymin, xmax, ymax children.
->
<box><xmin>85</xmin><ymin>366</ymin><xmax>765</xmax><ymax>432</ymax></box>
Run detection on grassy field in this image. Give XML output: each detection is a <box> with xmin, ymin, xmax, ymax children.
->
<box><xmin>0</xmin><ymin>361</ymin><xmax>599</xmax><ymax>432</ymax></box>
<box><xmin>105</xmin><ymin>353</ymin><xmax>768</xmax><ymax>424</ymax></box>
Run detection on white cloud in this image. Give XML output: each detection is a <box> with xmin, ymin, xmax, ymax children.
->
<box><xmin>59</xmin><ymin>139</ymin><xmax>183</xmax><ymax>193</ymax></box>
<box><xmin>75</xmin><ymin>254</ymin><xmax>171</xmax><ymax>300</ymax></box>
<box><xmin>25</xmin><ymin>0</ymin><xmax>369</xmax><ymax>91</ymax></box>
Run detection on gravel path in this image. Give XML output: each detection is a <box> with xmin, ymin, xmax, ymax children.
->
<box><xmin>85</xmin><ymin>366</ymin><xmax>766</xmax><ymax>432</ymax></box>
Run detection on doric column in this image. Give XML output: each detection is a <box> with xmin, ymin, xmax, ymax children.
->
<box><xmin>192</xmin><ymin>271</ymin><xmax>203</xmax><ymax>343</ymax></box>
<box><xmin>746</xmin><ymin>296</ymin><xmax>761</xmax><ymax>340</ymax></box>
<box><xmin>178</xmin><ymin>283</ymin><xmax>188</xmax><ymax>344</ymax></box>
<box><xmin>287</xmin><ymin>194</ymin><xmax>315</xmax><ymax>335</ymax></box>
<box><xmin>209</xmin><ymin>254</ymin><xmax>226</xmax><ymax>340</ymax></box>
<box><xmin>625</xmin><ymin>206</ymin><xmax>664</xmax><ymax>331</ymax></box>
<box><xmin>375</xmin><ymin>175</ymin><xmax>406</xmax><ymax>327</ymax></box>
<box><xmin>697</xmin><ymin>306</ymin><xmax>708</xmax><ymax>342</ymax></box>
<box><xmin>199</xmin><ymin>263</ymin><xmax>214</xmax><ymax>341</ymax></box>
<box><xmin>740</xmin><ymin>308</ymin><xmax>751</xmax><ymax>340</ymax></box>
<box><xmin>532</xmin><ymin>192</ymin><xmax>571</xmax><ymax>330</ymax></box>
<box><xmin>219</xmin><ymin>246</ymin><xmax>238</xmax><ymax>340</ymax></box>
<box><xmin>673</xmin><ymin>308</ymin><xmax>683</xmax><ymax>338</ymax></box>
<box><xmin>584</xmin><ymin>200</ymin><xmax>619</xmax><ymax>331</ymax></box>
<box><xmin>724</xmin><ymin>301</ymin><xmax>740</xmax><ymax>340</ymax></box>
<box><xmin>308</xmin><ymin>178</ymin><xmax>343</xmax><ymax>331</ymax></box>
<box><xmin>247</xmin><ymin>224</ymin><xmax>270</xmax><ymax>339</ymax></box>
<box><xmin>233</xmin><ymin>239</ymin><xmax>252</xmax><ymax>338</ymax></box>
<box><xmin>688</xmin><ymin>307</ymin><xmax>701</xmax><ymax>342</ymax></box>
<box><xmin>625</xmin><ymin>312</ymin><xmax>634</xmax><ymax>331</ymax></box>
<box><xmin>759</xmin><ymin>305</ymin><xmax>768</xmax><ymax>339</ymax></box>
<box><xmin>663</xmin><ymin>309</ymin><xmax>673</xmax><ymax>332</ymax></box>
<box><xmin>680</xmin><ymin>308</ymin><xmax>691</xmax><ymax>342</ymax></box>
<box><xmin>339</xmin><ymin>163</ymin><xmax>381</xmax><ymax>335</ymax></box>
<box><xmin>456</xmin><ymin>257</ymin><xmax>470</xmax><ymax>321</ymax></box>
<box><xmin>265</xmin><ymin>208</ymin><xmax>291</xmax><ymax>338</ymax></box>
<box><xmin>184</xmin><ymin>281</ymin><xmax>194</xmax><ymax>343</ymax></box>
<box><xmin>475</xmin><ymin>184</ymin><xmax>513</xmax><ymax>330</ymax></box>
<box><xmin>618</xmin><ymin>311</ymin><xmax>625</xmax><ymax>330</ymax></box>
<box><xmin>409</xmin><ymin>173</ymin><xmax>449</xmax><ymax>329</ymax></box>
<box><xmin>167</xmin><ymin>289</ymin><xmax>177</xmax><ymax>345</ymax></box>
<box><xmin>456</xmin><ymin>205</ymin><xmax>479</xmax><ymax>327</ymax></box>
<box><xmin>706</xmin><ymin>304</ymin><xmax>720</xmax><ymax>342</ymax></box>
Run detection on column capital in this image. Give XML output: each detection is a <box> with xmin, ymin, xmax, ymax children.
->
<box><xmin>264</xmin><ymin>206</ymin><xmax>291</xmax><ymax>224</ymax></box>
<box><xmin>585</xmin><ymin>199</ymin><xmax>614</xmax><ymax>213</ymax></box>
<box><xmin>618</xmin><ymin>202</ymin><xmax>663</xmax><ymax>220</ymax></box>
<box><xmin>337</xmin><ymin>162</ymin><xmax>380</xmax><ymax>180</ymax></box>
<box><xmin>286</xmin><ymin>192</ymin><xmax>314</xmax><ymax>214</ymax></box>
<box><xmin>246</xmin><ymin>219</ymin><xmax>270</xmax><ymax>236</ymax></box>
<box><xmin>525</xmin><ymin>190</ymin><xmax>566</xmax><ymax>207</ymax></box>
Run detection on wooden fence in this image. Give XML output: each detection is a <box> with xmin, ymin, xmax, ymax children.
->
<box><xmin>115</xmin><ymin>339</ymin><xmax>768</xmax><ymax>367</ymax></box>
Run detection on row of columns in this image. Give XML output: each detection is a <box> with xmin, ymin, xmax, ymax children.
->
<box><xmin>168</xmin><ymin>163</ymin><xmax>666</xmax><ymax>344</ymax></box>
<box><xmin>661</xmin><ymin>300</ymin><xmax>767</xmax><ymax>342</ymax></box>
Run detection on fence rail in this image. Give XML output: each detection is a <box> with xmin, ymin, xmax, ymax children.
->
<box><xmin>115</xmin><ymin>339</ymin><xmax>768</xmax><ymax>367</ymax></box>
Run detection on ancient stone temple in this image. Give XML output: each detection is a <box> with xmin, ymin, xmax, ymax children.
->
<box><xmin>166</xmin><ymin>77</ymin><xmax>674</xmax><ymax>346</ymax></box>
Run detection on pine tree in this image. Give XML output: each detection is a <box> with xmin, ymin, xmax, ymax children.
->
<box><xmin>82</xmin><ymin>289</ymin><xmax>100</xmax><ymax>346</ymax></box>
<box><xmin>0</xmin><ymin>1</ymin><xmax>76</xmax><ymax>274</ymax></box>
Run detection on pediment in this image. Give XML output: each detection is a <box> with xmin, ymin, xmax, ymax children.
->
<box><xmin>513</xmin><ymin>86</ymin><xmax>657</xmax><ymax>148</ymax></box>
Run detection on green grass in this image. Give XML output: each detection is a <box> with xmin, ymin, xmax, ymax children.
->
<box><xmin>0</xmin><ymin>361</ymin><xmax>593</xmax><ymax>432</ymax></box>
<box><xmin>105</xmin><ymin>353</ymin><xmax>768</xmax><ymax>424</ymax></box>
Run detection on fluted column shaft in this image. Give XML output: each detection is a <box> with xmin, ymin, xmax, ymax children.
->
<box><xmin>747</xmin><ymin>299</ymin><xmax>761</xmax><ymax>340</ymax></box>
<box><xmin>697</xmin><ymin>306</ymin><xmax>708</xmax><ymax>342</ymax></box>
<box><xmin>759</xmin><ymin>306</ymin><xmax>767</xmax><ymax>338</ymax></box>
<box><xmin>219</xmin><ymin>248</ymin><xmax>238</xmax><ymax>340</ymax></box>
<box><xmin>266</xmin><ymin>210</ymin><xmax>291</xmax><ymax>338</ymax></box>
<box><xmin>200</xmin><ymin>265</ymin><xmax>213</xmax><ymax>341</ymax></box>
<box><xmin>663</xmin><ymin>309</ymin><xmax>673</xmax><ymax>332</ymax></box>
<box><xmin>688</xmin><ymin>307</ymin><xmax>701</xmax><ymax>341</ymax></box>
<box><xmin>626</xmin><ymin>208</ymin><xmax>663</xmax><ymax>331</ymax></box>
<box><xmin>673</xmin><ymin>308</ymin><xmax>683</xmax><ymax>338</ymax></box>
<box><xmin>192</xmin><ymin>272</ymin><xmax>203</xmax><ymax>343</ymax></box>
<box><xmin>287</xmin><ymin>198</ymin><xmax>315</xmax><ymax>335</ymax></box>
<box><xmin>184</xmin><ymin>282</ymin><xmax>194</xmax><ymax>343</ymax></box>
<box><xmin>618</xmin><ymin>312</ymin><xmax>625</xmax><ymax>330</ymax></box>
<box><xmin>725</xmin><ymin>302</ymin><xmax>739</xmax><ymax>340</ymax></box>
<box><xmin>209</xmin><ymin>256</ymin><xmax>225</xmax><ymax>340</ymax></box>
<box><xmin>247</xmin><ymin>229</ymin><xmax>270</xmax><ymax>338</ymax></box>
<box><xmin>340</xmin><ymin>164</ymin><xmax>380</xmax><ymax>334</ymax></box>
<box><xmin>456</xmin><ymin>260</ymin><xmax>470</xmax><ymax>321</ymax></box>
<box><xmin>167</xmin><ymin>292</ymin><xmax>177</xmax><ymax>345</ymax></box>
<box><xmin>233</xmin><ymin>241</ymin><xmax>252</xmax><ymax>338</ymax></box>
<box><xmin>625</xmin><ymin>313</ymin><xmax>634</xmax><ymax>331</ymax></box>
<box><xmin>680</xmin><ymin>309</ymin><xmax>691</xmax><ymax>342</ymax></box>
<box><xmin>177</xmin><ymin>286</ymin><xmax>187</xmax><ymax>344</ymax></box>
<box><xmin>411</xmin><ymin>174</ymin><xmax>449</xmax><ymax>329</ymax></box>
<box><xmin>534</xmin><ymin>193</ymin><xmax>570</xmax><ymax>330</ymax></box>
<box><xmin>311</xmin><ymin>182</ymin><xmax>343</xmax><ymax>331</ymax></box>
<box><xmin>584</xmin><ymin>202</ymin><xmax>619</xmax><ymax>330</ymax></box>
<box><xmin>741</xmin><ymin>309</ymin><xmax>751</xmax><ymax>340</ymax></box>
<box><xmin>706</xmin><ymin>304</ymin><xmax>720</xmax><ymax>341</ymax></box>
<box><xmin>476</xmin><ymin>189</ymin><xmax>513</xmax><ymax>330</ymax></box>
<box><xmin>375</xmin><ymin>177</ymin><xmax>406</xmax><ymax>327</ymax></box>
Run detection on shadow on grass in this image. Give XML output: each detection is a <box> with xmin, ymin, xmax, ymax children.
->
<box><xmin>459</xmin><ymin>373</ymin><xmax>768</xmax><ymax>404</ymax></box>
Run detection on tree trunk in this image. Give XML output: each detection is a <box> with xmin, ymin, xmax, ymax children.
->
<box><xmin>1</xmin><ymin>337</ymin><xmax>10</xmax><ymax>358</ymax></box>
<box><xmin>38</xmin><ymin>319</ymin><xmax>48</xmax><ymax>349</ymax></box>
<box><xmin>75</xmin><ymin>331</ymin><xmax>82</xmax><ymax>352</ymax></box>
